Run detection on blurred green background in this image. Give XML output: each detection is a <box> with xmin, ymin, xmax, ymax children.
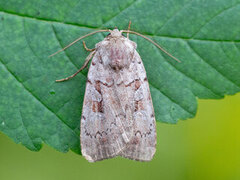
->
<box><xmin>0</xmin><ymin>93</ymin><xmax>239</xmax><ymax>180</ymax></box>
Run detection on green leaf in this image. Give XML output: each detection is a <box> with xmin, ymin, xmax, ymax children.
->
<box><xmin>0</xmin><ymin>0</ymin><xmax>240</xmax><ymax>154</ymax></box>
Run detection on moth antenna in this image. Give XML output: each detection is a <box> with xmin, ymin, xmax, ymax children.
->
<box><xmin>49</xmin><ymin>29</ymin><xmax>109</xmax><ymax>57</ymax></box>
<box><xmin>122</xmin><ymin>30</ymin><xmax>181</xmax><ymax>63</ymax></box>
<box><xmin>127</xmin><ymin>20</ymin><xmax>132</xmax><ymax>39</ymax></box>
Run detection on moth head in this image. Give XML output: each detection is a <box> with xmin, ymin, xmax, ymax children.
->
<box><xmin>108</xmin><ymin>29</ymin><xmax>124</xmax><ymax>38</ymax></box>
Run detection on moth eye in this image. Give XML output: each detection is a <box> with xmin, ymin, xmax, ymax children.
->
<box><xmin>106</xmin><ymin>33</ymin><xmax>111</xmax><ymax>37</ymax></box>
<box><xmin>122</xmin><ymin>34</ymin><xmax>126</xmax><ymax>37</ymax></box>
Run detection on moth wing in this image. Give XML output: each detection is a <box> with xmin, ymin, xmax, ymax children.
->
<box><xmin>80</xmin><ymin>52</ymin><xmax>134</xmax><ymax>162</ymax></box>
<box><xmin>119</xmin><ymin>51</ymin><xmax>157</xmax><ymax>161</ymax></box>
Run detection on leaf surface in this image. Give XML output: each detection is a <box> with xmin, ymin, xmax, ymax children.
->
<box><xmin>0</xmin><ymin>0</ymin><xmax>240</xmax><ymax>153</ymax></box>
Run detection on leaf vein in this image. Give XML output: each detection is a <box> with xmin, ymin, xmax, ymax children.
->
<box><xmin>152</xmin><ymin>41</ymin><xmax>222</xmax><ymax>97</ymax></box>
<box><xmin>186</xmin><ymin>41</ymin><xmax>240</xmax><ymax>89</ymax></box>
<box><xmin>233</xmin><ymin>42</ymin><xmax>240</xmax><ymax>52</ymax></box>
<box><xmin>149</xmin><ymin>83</ymin><xmax>194</xmax><ymax>116</ymax></box>
<box><xmin>156</xmin><ymin>0</ymin><xmax>193</xmax><ymax>34</ymax></box>
<box><xmin>101</xmin><ymin>0</ymin><xmax>138</xmax><ymax>25</ymax></box>
<box><xmin>191</xmin><ymin>2</ymin><xmax>240</xmax><ymax>38</ymax></box>
<box><xmin>51</xmin><ymin>24</ymin><xmax>80</xmax><ymax>69</ymax></box>
<box><xmin>19</xmin><ymin>109</ymin><xmax>38</xmax><ymax>150</ymax></box>
<box><xmin>0</xmin><ymin>57</ymin><xmax>78</xmax><ymax>138</ymax></box>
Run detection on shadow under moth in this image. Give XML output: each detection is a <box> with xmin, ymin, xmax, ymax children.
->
<box><xmin>50</xmin><ymin>22</ymin><xmax>180</xmax><ymax>162</ymax></box>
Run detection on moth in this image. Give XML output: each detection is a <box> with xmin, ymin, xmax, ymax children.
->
<box><xmin>50</xmin><ymin>22</ymin><xmax>180</xmax><ymax>162</ymax></box>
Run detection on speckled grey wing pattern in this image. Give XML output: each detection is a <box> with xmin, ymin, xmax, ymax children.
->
<box><xmin>118</xmin><ymin>51</ymin><xmax>156</xmax><ymax>161</ymax></box>
<box><xmin>80</xmin><ymin>35</ymin><xmax>156</xmax><ymax>162</ymax></box>
<box><xmin>80</xmin><ymin>52</ymin><xmax>134</xmax><ymax>162</ymax></box>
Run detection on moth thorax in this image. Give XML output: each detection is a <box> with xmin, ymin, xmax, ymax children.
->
<box><xmin>109</xmin><ymin>59</ymin><xmax>127</xmax><ymax>71</ymax></box>
<box><xmin>108</xmin><ymin>47</ymin><xmax>132</xmax><ymax>71</ymax></box>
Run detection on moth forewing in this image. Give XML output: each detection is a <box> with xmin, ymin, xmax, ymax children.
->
<box><xmin>117</xmin><ymin>50</ymin><xmax>157</xmax><ymax>161</ymax></box>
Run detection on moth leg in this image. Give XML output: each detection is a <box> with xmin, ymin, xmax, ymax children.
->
<box><xmin>127</xmin><ymin>20</ymin><xmax>131</xmax><ymax>39</ymax></box>
<box><xmin>82</xmin><ymin>41</ymin><xmax>95</xmax><ymax>52</ymax></box>
<box><xmin>56</xmin><ymin>50</ymin><xmax>96</xmax><ymax>82</ymax></box>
